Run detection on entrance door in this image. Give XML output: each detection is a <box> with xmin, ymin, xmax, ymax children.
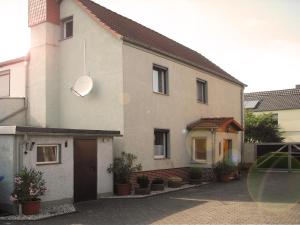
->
<box><xmin>74</xmin><ymin>139</ymin><xmax>97</xmax><ymax>202</ymax></box>
<box><xmin>223</xmin><ymin>139</ymin><xmax>232</xmax><ymax>162</ymax></box>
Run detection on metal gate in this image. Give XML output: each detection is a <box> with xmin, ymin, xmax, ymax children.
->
<box><xmin>256</xmin><ymin>143</ymin><xmax>300</xmax><ymax>171</ymax></box>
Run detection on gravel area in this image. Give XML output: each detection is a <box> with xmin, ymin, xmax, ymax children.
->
<box><xmin>0</xmin><ymin>204</ymin><xmax>76</xmax><ymax>221</ymax></box>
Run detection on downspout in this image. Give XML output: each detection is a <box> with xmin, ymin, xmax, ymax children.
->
<box><xmin>211</xmin><ymin>128</ymin><xmax>216</xmax><ymax>166</ymax></box>
<box><xmin>24</xmin><ymin>54</ymin><xmax>30</xmax><ymax>126</ymax></box>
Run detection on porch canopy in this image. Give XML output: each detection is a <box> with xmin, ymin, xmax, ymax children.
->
<box><xmin>187</xmin><ymin>117</ymin><xmax>243</xmax><ymax>132</ymax></box>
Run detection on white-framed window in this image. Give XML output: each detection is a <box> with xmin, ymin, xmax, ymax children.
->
<box><xmin>154</xmin><ymin>129</ymin><xmax>169</xmax><ymax>159</ymax></box>
<box><xmin>153</xmin><ymin>65</ymin><xmax>168</xmax><ymax>94</ymax></box>
<box><xmin>193</xmin><ymin>138</ymin><xmax>207</xmax><ymax>162</ymax></box>
<box><xmin>0</xmin><ymin>70</ymin><xmax>10</xmax><ymax>97</ymax></box>
<box><xmin>62</xmin><ymin>16</ymin><xmax>73</xmax><ymax>39</ymax></box>
<box><xmin>36</xmin><ymin>145</ymin><xmax>60</xmax><ymax>165</ymax></box>
<box><xmin>196</xmin><ymin>79</ymin><xmax>208</xmax><ymax>103</ymax></box>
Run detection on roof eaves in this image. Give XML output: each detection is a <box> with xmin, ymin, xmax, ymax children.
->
<box><xmin>0</xmin><ymin>56</ymin><xmax>29</xmax><ymax>68</ymax></box>
<box><xmin>123</xmin><ymin>37</ymin><xmax>246</xmax><ymax>87</ymax></box>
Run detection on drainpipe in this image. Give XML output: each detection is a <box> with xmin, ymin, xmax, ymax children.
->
<box><xmin>240</xmin><ymin>87</ymin><xmax>245</xmax><ymax>164</ymax></box>
<box><xmin>211</xmin><ymin>128</ymin><xmax>216</xmax><ymax>166</ymax></box>
<box><xmin>24</xmin><ymin>54</ymin><xmax>30</xmax><ymax>126</ymax></box>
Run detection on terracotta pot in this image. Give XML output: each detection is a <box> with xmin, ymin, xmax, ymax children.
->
<box><xmin>21</xmin><ymin>200</ymin><xmax>41</xmax><ymax>215</ymax></box>
<box><xmin>151</xmin><ymin>183</ymin><xmax>165</xmax><ymax>191</ymax></box>
<box><xmin>116</xmin><ymin>183</ymin><xmax>131</xmax><ymax>196</ymax></box>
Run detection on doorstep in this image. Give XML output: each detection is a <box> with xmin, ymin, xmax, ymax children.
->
<box><xmin>0</xmin><ymin>204</ymin><xmax>76</xmax><ymax>221</ymax></box>
<box><xmin>101</xmin><ymin>182</ymin><xmax>210</xmax><ymax>199</ymax></box>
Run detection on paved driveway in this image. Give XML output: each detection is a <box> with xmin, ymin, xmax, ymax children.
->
<box><xmin>6</xmin><ymin>172</ymin><xmax>300</xmax><ymax>225</ymax></box>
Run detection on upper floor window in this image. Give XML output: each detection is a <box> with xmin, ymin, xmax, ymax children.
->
<box><xmin>197</xmin><ymin>79</ymin><xmax>208</xmax><ymax>103</ymax></box>
<box><xmin>153</xmin><ymin>65</ymin><xmax>168</xmax><ymax>95</ymax></box>
<box><xmin>0</xmin><ymin>70</ymin><xmax>10</xmax><ymax>97</ymax></box>
<box><xmin>154</xmin><ymin>129</ymin><xmax>169</xmax><ymax>159</ymax></box>
<box><xmin>62</xmin><ymin>16</ymin><xmax>73</xmax><ymax>39</ymax></box>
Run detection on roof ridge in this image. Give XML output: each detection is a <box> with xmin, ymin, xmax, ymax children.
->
<box><xmin>245</xmin><ymin>88</ymin><xmax>300</xmax><ymax>96</ymax></box>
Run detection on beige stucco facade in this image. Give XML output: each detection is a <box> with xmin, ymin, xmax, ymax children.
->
<box><xmin>254</xmin><ymin>109</ymin><xmax>300</xmax><ymax>142</ymax></box>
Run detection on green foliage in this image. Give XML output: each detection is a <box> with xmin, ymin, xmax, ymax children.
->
<box><xmin>11</xmin><ymin>168</ymin><xmax>46</xmax><ymax>202</ymax></box>
<box><xmin>151</xmin><ymin>177</ymin><xmax>164</xmax><ymax>185</ymax></box>
<box><xmin>214</xmin><ymin>161</ymin><xmax>236</xmax><ymax>176</ymax></box>
<box><xmin>190</xmin><ymin>167</ymin><xmax>202</xmax><ymax>179</ymax></box>
<box><xmin>107</xmin><ymin>152</ymin><xmax>142</xmax><ymax>184</ymax></box>
<box><xmin>137</xmin><ymin>176</ymin><xmax>150</xmax><ymax>188</ymax></box>
<box><xmin>245</xmin><ymin>111</ymin><xmax>285</xmax><ymax>143</ymax></box>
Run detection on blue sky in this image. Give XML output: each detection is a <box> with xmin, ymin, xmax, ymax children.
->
<box><xmin>0</xmin><ymin>0</ymin><xmax>299</xmax><ymax>92</ymax></box>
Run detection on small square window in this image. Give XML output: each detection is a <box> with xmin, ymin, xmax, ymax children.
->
<box><xmin>197</xmin><ymin>79</ymin><xmax>208</xmax><ymax>103</ymax></box>
<box><xmin>154</xmin><ymin>129</ymin><xmax>169</xmax><ymax>159</ymax></box>
<box><xmin>36</xmin><ymin>145</ymin><xmax>60</xmax><ymax>165</ymax></box>
<box><xmin>153</xmin><ymin>66</ymin><xmax>168</xmax><ymax>94</ymax></box>
<box><xmin>193</xmin><ymin>138</ymin><xmax>207</xmax><ymax>162</ymax></box>
<box><xmin>62</xmin><ymin>17</ymin><xmax>73</xmax><ymax>39</ymax></box>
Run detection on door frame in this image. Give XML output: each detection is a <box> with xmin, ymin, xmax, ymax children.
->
<box><xmin>223</xmin><ymin>139</ymin><xmax>233</xmax><ymax>162</ymax></box>
<box><xmin>73</xmin><ymin>137</ymin><xmax>98</xmax><ymax>202</ymax></box>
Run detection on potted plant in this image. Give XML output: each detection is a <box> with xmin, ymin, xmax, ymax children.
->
<box><xmin>167</xmin><ymin>176</ymin><xmax>183</xmax><ymax>188</ymax></box>
<box><xmin>189</xmin><ymin>167</ymin><xmax>202</xmax><ymax>184</ymax></box>
<box><xmin>151</xmin><ymin>177</ymin><xmax>165</xmax><ymax>191</ymax></box>
<box><xmin>107</xmin><ymin>152</ymin><xmax>142</xmax><ymax>196</ymax></box>
<box><xmin>213</xmin><ymin>161</ymin><xmax>236</xmax><ymax>182</ymax></box>
<box><xmin>135</xmin><ymin>176</ymin><xmax>150</xmax><ymax>195</ymax></box>
<box><xmin>11</xmin><ymin>168</ymin><xmax>46</xmax><ymax>215</ymax></box>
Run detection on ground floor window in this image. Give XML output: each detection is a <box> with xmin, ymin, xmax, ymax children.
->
<box><xmin>154</xmin><ymin>129</ymin><xmax>169</xmax><ymax>159</ymax></box>
<box><xmin>36</xmin><ymin>145</ymin><xmax>60</xmax><ymax>165</ymax></box>
<box><xmin>193</xmin><ymin>138</ymin><xmax>207</xmax><ymax>162</ymax></box>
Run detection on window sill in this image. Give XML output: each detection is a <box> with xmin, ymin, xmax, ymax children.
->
<box><xmin>191</xmin><ymin>160</ymin><xmax>207</xmax><ymax>164</ymax></box>
<box><xmin>59</xmin><ymin>36</ymin><xmax>73</xmax><ymax>42</ymax></box>
<box><xmin>154</xmin><ymin>156</ymin><xmax>168</xmax><ymax>160</ymax></box>
<box><xmin>153</xmin><ymin>91</ymin><xmax>169</xmax><ymax>96</ymax></box>
<box><xmin>197</xmin><ymin>100</ymin><xmax>208</xmax><ymax>105</ymax></box>
<box><xmin>36</xmin><ymin>162</ymin><xmax>61</xmax><ymax>166</ymax></box>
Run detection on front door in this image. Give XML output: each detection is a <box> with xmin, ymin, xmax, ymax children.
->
<box><xmin>223</xmin><ymin>139</ymin><xmax>232</xmax><ymax>162</ymax></box>
<box><xmin>74</xmin><ymin>139</ymin><xmax>97</xmax><ymax>202</ymax></box>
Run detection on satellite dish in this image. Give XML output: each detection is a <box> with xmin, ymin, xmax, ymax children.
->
<box><xmin>71</xmin><ymin>76</ymin><xmax>93</xmax><ymax>97</ymax></box>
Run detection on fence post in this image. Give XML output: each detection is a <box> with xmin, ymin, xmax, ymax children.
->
<box><xmin>288</xmin><ymin>144</ymin><xmax>292</xmax><ymax>172</ymax></box>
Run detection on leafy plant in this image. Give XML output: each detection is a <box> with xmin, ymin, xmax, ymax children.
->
<box><xmin>11</xmin><ymin>168</ymin><xmax>46</xmax><ymax>202</ymax></box>
<box><xmin>107</xmin><ymin>152</ymin><xmax>142</xmax><ymax>184</ymax></box>
<box><xmin>137</xmin><ymin>176</ymin><xmax>150</xmax><ymax>188</ymax></box>
<box><xmin>213</xmin><ymin>161</ymin><xmax>236</xmax><ymax>177</ymax></box>
<box><xmin>152</xmin><ymin>177</ymin><xmax>164</xmax><ymax>185</ymax></box>
<box><xmin>245</xmin><ymin>111</ymin><xmax>284</xmax><ymax>143</ymax></box>
<box><xmin>190</xmin><ymin>167</ymin><xmax>202</xmax><ymax>179</ymax></box>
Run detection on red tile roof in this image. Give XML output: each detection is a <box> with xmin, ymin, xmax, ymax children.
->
<box><xmin>0</xmin><ymin>56</ymin><xmax>29</xmax><ymax>68</ymax></box>
<box><xmin>77</xmin><ymin>0</ymin><xmax>245</xmax><ymax>86</ymax></box>
<box><xmin>187</xmin><ymin>117</ymin><xmax>243</xmax><ymax>131</ymax></box>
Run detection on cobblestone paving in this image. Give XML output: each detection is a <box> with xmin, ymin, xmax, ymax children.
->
<box><xmin>5</xmin><ymin>172</ymin><xmax>300</xmax><ymax>225</ymax></box>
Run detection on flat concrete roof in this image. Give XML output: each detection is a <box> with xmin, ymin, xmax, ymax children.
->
<box><xmin>0</xmin><ymin>126</ymin><xmax>121</xmax><ymax>137</ymax></box>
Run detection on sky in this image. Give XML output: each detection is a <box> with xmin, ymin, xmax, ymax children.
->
<box><xmin>0</xmin><ymin>0</ymin><xmax>299</xmax><ymax>92</ymax></box>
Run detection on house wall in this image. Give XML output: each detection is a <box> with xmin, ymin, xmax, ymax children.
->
<box><xmin>0</xmin><ymin>98</ymin><xmax>26</xmax><ymax>126</ymax></box>
<box><xmin>0</xmin><ymin>62</ymin><xmax>26</xmax><ymax>98</ymax></box>
<box><xmin>21</xmin><ymin>135</ymin><xmax>113</xmax><ymax>203</ymax></box>
<box><xmin>120</xmin><ymin>43</ymin><xmax>243</xmax><ymax>171</ymax></box>
<box><xmin>57</xmin><ymin>0</ymin><xmax>124</xmax><ymax>133</ymax></box>
<box><xmin>254</xmin><ymin>109</ymin><xmax>300</xmax><ymax>142</ymax></box>
<box><xmin>0</xmin><ymin>135</ymin><xmax>16</xmax><ymax>212</ymax></box>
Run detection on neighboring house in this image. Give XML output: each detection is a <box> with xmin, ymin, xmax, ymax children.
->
<box><xmin>0</xmin><ymin>0</ymin><xmax>245</xmax><ymax>212</ymax></box>
<box><xmin>244</xmin><ymin>85</ymin><xmax>300</xmax><ymax>142</ymax></box>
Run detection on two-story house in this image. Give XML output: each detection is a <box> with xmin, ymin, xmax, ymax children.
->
<box><xmin>0</xmin><ymin>0</ymin><xmax>245</xmax><ymax>211</ymax></box>
<box><xmin>245</xmin><ymin>85</ymin><xmax>300</xmax><ymax>142</ymax></box>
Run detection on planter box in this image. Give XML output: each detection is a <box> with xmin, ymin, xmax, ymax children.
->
<box><xmin>134</xmin><ymin>188</ymin><xmax>151</xmax><ymax>195</ymax></box>
<box><xmin>189</xmin><ymin>178</ymin><xmax>202</xmax><ymax>185</ymax></box>
<box><xmin>151</xmin><ymin>183</ymin><xmax>165</xmax><ymax>191</ymax></box>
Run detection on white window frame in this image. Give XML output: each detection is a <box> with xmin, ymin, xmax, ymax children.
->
<box><xmin>154</xmin><ymin>129</ymin><xmax>169</xmax><ymax>159</ymax></box>
<box><xmin>62</xmin><ymin>17</ymin><xmax>73</xmax><ymax>40</ymax></box>
<box><xmin>152</xmin><ymin>65</ymin><xmax>168</xmax><ymax>95</ymax></box>
<box><xmin>36</xmin><ymin>144</ymin><xmax>60</xmax><ymax>165</ymax></box>
<box><xmin>192</xmin><ymin>138</ymin><xmax>207</xmax><ymax>163</ymax></box>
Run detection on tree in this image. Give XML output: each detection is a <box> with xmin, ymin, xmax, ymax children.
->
<box><xmin>245</xmin><ymin>111</ymin><xmax>285</xmax><ymax>143</ymax></box>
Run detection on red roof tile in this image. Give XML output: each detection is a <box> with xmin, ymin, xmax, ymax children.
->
<box><xmin>77</xmin><ymin>0</ymin><xmax>245</xmax><ymax>86</ymax></box>
<box><xmin>187</xmin><ymin>117</ymin><xmax>243</xmax><ymax>131</ymax></box>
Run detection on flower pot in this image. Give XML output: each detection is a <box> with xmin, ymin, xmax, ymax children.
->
<box><xmin>135</xmin><ymin>187</ymin><xmax>151</xmax><ymax>195</ymax></box>
<box><xmin>151</xmin><ymin>183</ymin><xmax>165</xmax><ymax>191</ymax></box>
<box><xmin>116</xmin><ymin>183</ymin><xmax>131</xmax><ymax>196</ymax></box>
<box><xmin>21</xmin><ymin>200</ymin><xmax>41</xmax><ymax>215</ymax></box>
<box><xmin>168</xmin><ymin>181</ymin><xmax>182</xmax><ymax>188</ymax></box>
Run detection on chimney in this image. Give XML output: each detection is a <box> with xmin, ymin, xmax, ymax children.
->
<box><xmin>296</xmin><ymin>85</ymin><xmax>300</xmax><ymax>89</ymax></box>
<box><xmin>28</xmin><ymin>0</ymin><xmax>60</xmax><ymax>27</ymax></box>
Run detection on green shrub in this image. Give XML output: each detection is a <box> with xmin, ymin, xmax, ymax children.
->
<box><xmin>190</xmin><ymin>167</ymin><xmax>202</xmax><ymax>179</ymax></box>
<box><xmin>137</xmin><ymin>176</ymin><xmax>150</xmax><ymax>188</ymax></box>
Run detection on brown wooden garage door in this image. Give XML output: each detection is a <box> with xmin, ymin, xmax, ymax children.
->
<box><xmin>74</xmin><ymin>139</ymin><xmax>97</xmax><ymax>202</ymax></box>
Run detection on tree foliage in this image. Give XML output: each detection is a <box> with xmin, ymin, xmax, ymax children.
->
<box><xmin>245</xmin><ymin>111</ymin><xmax>285</xmax><ymax>143</ymax></box>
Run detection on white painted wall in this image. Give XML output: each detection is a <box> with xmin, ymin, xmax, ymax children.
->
<box><xmin>120</xmin><ymin>43</ymin><xmax>243</xmax><ymax>170</ymax></box>
<box><xmin>0</xmin><ymin>62</ymin><xmax>26</xmax><ymax>98</ymax></box>
<box><xmin>0</xmin><ymin>98</ymin><xmax>26</xmax><ymax>126</ymax></box>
